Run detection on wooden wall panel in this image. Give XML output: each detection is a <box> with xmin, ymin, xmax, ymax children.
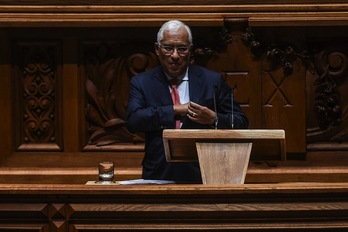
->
<box><xmin>0</xmin><ymin>29</ymin><xmax>12</xmax><ymax>162</ymax></box>
<box><xmin>305</xmin><ymin>28</ymin><xmax>348</xmax><ymax>151</ymax></box>
<box><xmin>261</xmin><ymin>59</ymin><xmax>306</xmax><ymax>153</ymax></box>
<box><xmin>13</xmin><ymin>40</ymin><xmax>63</xmax><ymax>151</ymax></box>
<box><xmin>205</xmin><ymin>23</ymin><xmax>262</xmax><ymax>129</ymax></box>
<box><xmin>0</xmin><ymin>24</ymin><xmax>343</xmax><ymax>183</ymax></box>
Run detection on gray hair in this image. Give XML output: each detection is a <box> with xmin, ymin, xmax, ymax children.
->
<box><xmin>157</xmin><ymin>20</ymin><xmax>192</xmax><ymax>45</ymax></box>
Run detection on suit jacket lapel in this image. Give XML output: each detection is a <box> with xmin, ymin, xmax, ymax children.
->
<box><xmin>153</xmin><ymin>67</ymin><xmax>172</xmax><ymax>104</ymax></box>
<box><xmin>188</xmin><ymin>65</ymin><xmax>204</xmax><ymax>103</ymax></box>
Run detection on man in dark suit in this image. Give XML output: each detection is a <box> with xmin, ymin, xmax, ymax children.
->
<box><xmin>126</xmin><ymin>20</ymin><xmax>248</xmax><ymax>183</ymax></box>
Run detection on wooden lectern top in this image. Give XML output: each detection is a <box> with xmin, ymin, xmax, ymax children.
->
<box><xmin>163</xmin><ymin>129</ymin><xmax>286</xmax><ymax>162</ymax></box>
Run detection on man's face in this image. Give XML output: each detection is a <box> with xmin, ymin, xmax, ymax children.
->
<box><xmin>155</xmin><ymin>27</ymin><xmax>191</xmax><ymax>78</ymax></box>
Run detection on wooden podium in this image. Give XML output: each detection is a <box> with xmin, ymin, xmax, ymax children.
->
<box><xmin>163</xmin><ymin>129</ymin><xmax>286</xmax><ymax>184</ymax></box>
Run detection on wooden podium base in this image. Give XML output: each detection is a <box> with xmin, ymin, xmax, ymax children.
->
<box><xmin>163</xmin><ymin>129</ymin><xmax>286</xmax><ymax>185</ymax></box>
<box><xmin>196</xmin><ymin>142</ymin><xmax>252</xmax><ymax>184</ymax></box>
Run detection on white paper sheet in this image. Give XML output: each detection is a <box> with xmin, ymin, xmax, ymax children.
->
<box><xmin>118</xmin><ymin>179</ymin><xmax>175</xmax><ymax>185</ymax></box>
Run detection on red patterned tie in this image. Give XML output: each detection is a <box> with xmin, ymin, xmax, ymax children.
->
<box><xmin>170</xmin><ymin>79</ymin><xmax>181</xmax><ymax>129</ymax></box>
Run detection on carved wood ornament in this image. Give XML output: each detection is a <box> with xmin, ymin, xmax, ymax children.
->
<box><xmin>83</xmin><ymin>42</ymin><xmax>159</xmax><ymax>147</ymax></box>
<box><xmin>14</xmin><ymin>41</ymin><xmax>63</xmax><ymax>151</ymax></box>
<box><xmin>241</xmin><ymin>28</ymin><xmax>348</xmax><ymax>146</ymax></box>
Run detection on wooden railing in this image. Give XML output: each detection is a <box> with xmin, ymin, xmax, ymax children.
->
<box><xmin>1</xmin><ymin>182</ymin><xmax>348</xmax><ymax>231</ymax></box>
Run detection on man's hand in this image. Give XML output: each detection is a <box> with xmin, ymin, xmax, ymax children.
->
<box><xmin>187</xmin><ymin>101</ymin><xmax>215</xmax><ymax>125</ymax></box>
<box><xmin>173</xmin><ymin>102</ymin><xmax>190</xmax><ymax>117</ymax></box>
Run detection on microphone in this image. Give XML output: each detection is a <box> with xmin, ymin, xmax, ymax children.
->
<box><xmin>230</xmin><ymin>86</ymin><xmax>235</xmax><ymax>129</ymax></box>
<box><xmin>213</xmin><ymin>85</ymin><xmax>218</xmax><ymax>129</ymax></box>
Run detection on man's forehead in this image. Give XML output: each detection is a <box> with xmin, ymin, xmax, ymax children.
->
<box><xmin>162</xmin><ymin>29</ymin><xmax>189</xmax><ymax>43</ymax></box>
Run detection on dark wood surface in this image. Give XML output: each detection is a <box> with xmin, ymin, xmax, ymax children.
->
<box><xmin>0</xmin><ymin>1</ymin><xmax>348</xmax><ymax>27</ymax></box>
<box><xmin>0</xmin><ymin>182</ymin><xmax>348</xmax><ymax>231</ymax></box>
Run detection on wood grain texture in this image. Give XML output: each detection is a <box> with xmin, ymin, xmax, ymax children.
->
<box><xmin>0</xmin><ymin>1</ymin><xmax>347</xmax><ymax>27</ymax></box>
<box><xmin>163</xmin><ymin>129</ymin><xmax>286</xmax><ymax>162</ymax></box>
<box><xmin>196</xmin><ymin>142</ymin><xmax>252</xmax><ymax>184</ymax></box>
<box><xmin>0</xmin><ymin>183</ymin><xmax>348</xmax><ymax>231</ymax></box>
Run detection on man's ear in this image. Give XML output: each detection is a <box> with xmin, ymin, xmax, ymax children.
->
<box><xmin>154</xmin><ymin>43</ymin><xmax>160</xmax><ymax>56</ymax></box>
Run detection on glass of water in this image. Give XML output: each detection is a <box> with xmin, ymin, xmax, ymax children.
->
<box><xmin>98</xmin><ymin>161</ymin><xmax>114</xmax><ymax>184</ymax></box>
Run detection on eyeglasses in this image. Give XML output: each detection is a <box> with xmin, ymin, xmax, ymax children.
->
<box><xmin>157</xmin><ymin>44</ymin><xmax>191</xmax><ymax>56</ymax></box>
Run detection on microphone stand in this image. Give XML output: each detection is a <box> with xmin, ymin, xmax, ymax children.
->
<box><xmin>231</xmin><ymin>86</ymin><xmax>235</xmax><ymax>129</ymax></box>
<box><xmin>213</xmin><ymin>85</ymin><xmax>218</xmax><ymax>129</ymax></box>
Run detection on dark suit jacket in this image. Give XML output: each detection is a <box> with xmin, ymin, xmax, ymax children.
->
<box><xmin>126</xmin><ymin>65</ymin><xmax>248</xmax><ymax>183</ymax></box>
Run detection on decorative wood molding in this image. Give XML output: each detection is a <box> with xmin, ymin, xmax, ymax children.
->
<box><xmin>1</xmin><ymin>183</ymin><xmax>348</xmax><ymax>231</ymax></box>
<box><xmin>13</xmin><ymin>40</ymin><xmax>63</xmax><ymax>151</ymax></box>
<box><xmin>241</xmin><ymin>27</ymin><xmax>348</xmax><ymax>147</ymax></box>
<box><xmin>307</xmin><ymin>44</ymin><xmax>348</xmax><ymax>146</ymax></box>
<box><xmin>0</xmin><ymin>1</ymin><xmax>348</xmax><ymax>27</ymax></box>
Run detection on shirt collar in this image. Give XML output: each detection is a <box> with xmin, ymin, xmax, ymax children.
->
<box><xmin>165</xmin><ymin>67</ymin><xmax>189</xmax><ymax>83</ymax></box>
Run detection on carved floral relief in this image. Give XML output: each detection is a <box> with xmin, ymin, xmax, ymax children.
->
<box><xmin>307</xmin><ymin>47</ymin><xmax>348</xmax><ymax>145</ymax></box>
<box><xmin>82</xmin><ymin>42</ymin><xmax>159</xmax><ymax>147</ymax></box>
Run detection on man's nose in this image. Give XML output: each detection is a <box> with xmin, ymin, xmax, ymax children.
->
<box><xmin>171</xmin><ymin>48</ymin><xmax>180</xmax><ymax>58</ymax></box>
